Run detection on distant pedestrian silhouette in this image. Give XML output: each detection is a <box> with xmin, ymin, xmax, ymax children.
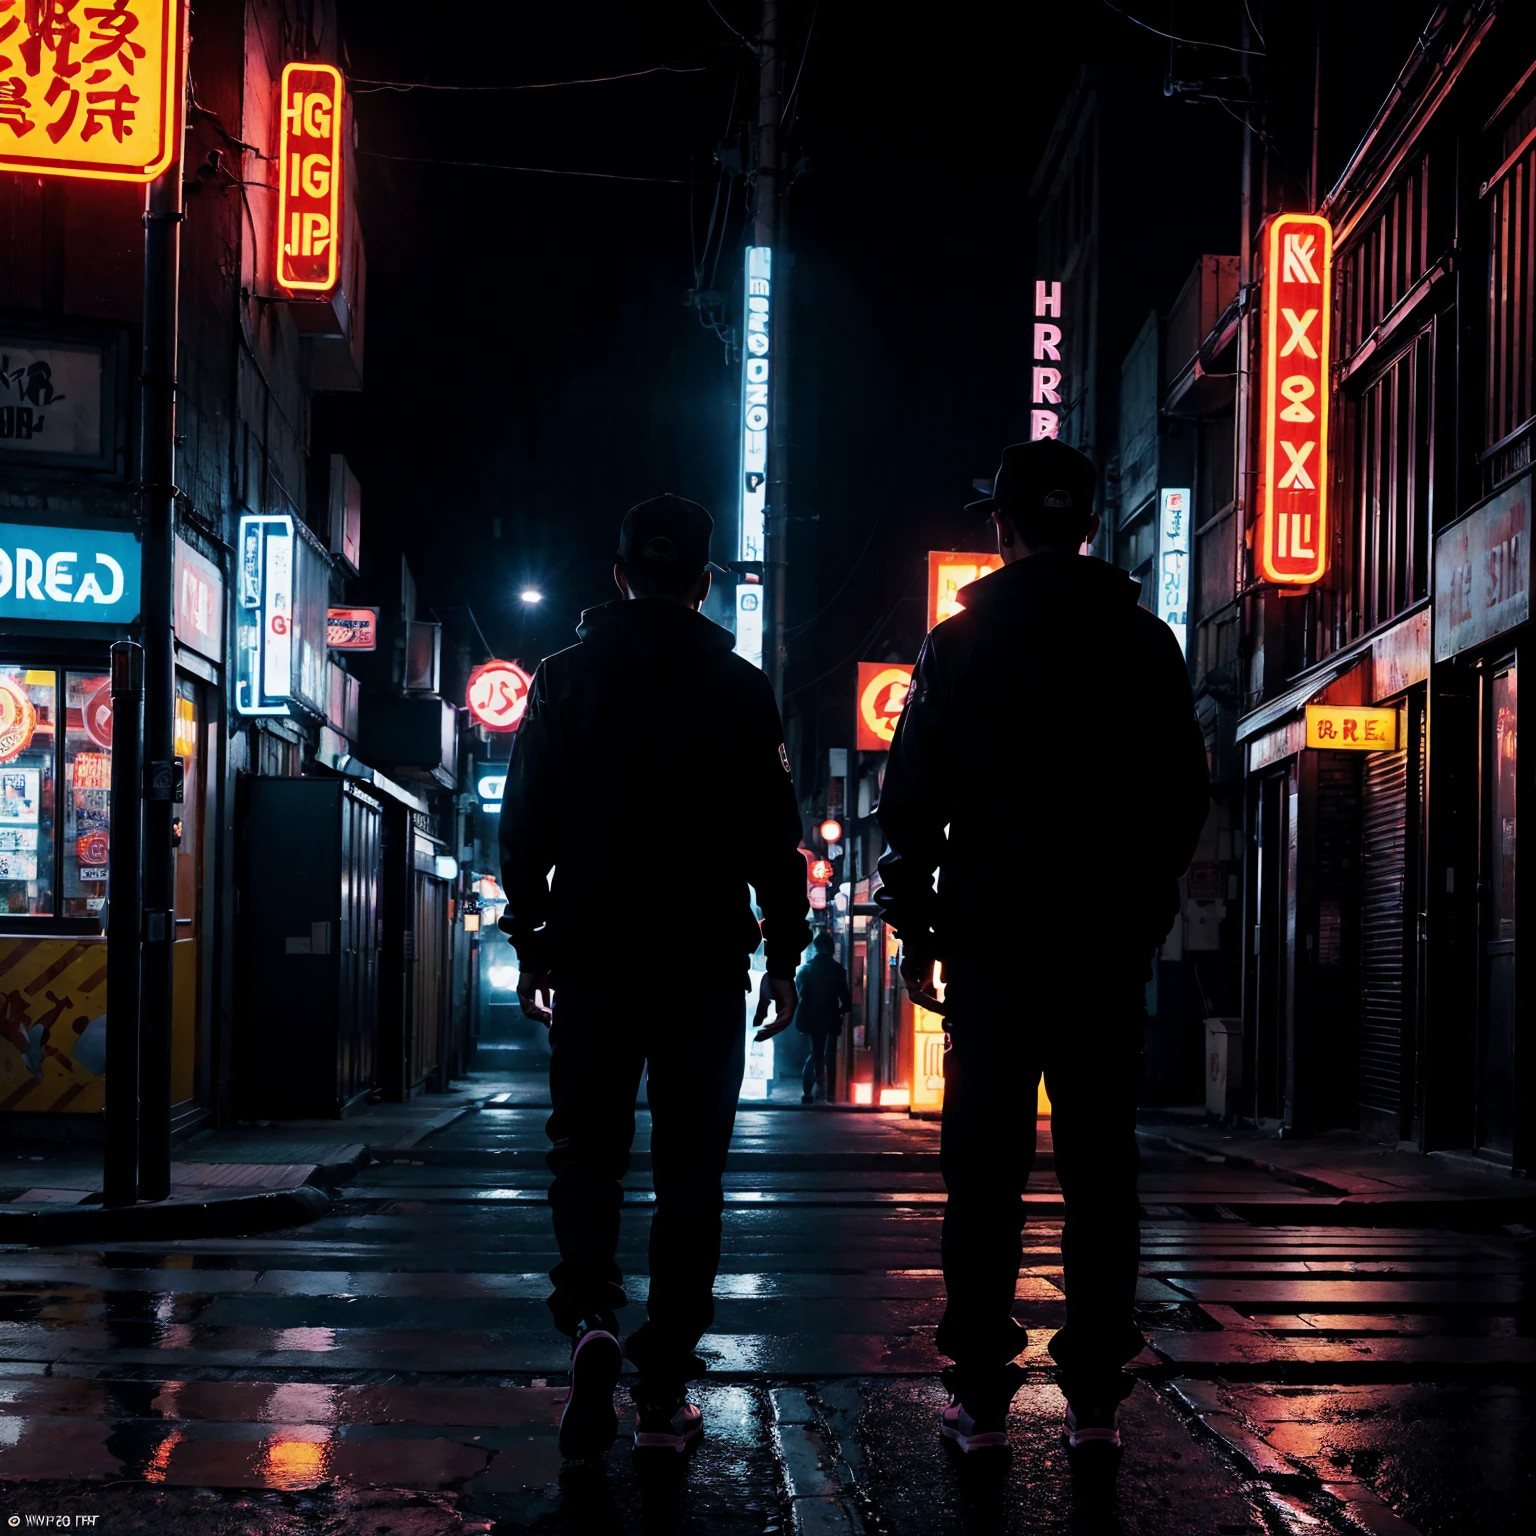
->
<box><xmin>794</xmin><ymin>931</ymin><xmax>851</xmax><ymax>1102</ymax></box>
<box><xmin>499</xmin><ymin>494</ymin><xmax>810</xmax><ymax>1459</ymax></box>
<box><xmin>876</xmin><ymin>438</ymin><xmax>1210</xmax><ymax>1464</ymax></box>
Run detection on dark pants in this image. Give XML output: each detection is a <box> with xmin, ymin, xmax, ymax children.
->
<box><xmin>936</xmin><ymin>959</ymin><xmax>1147</xmax><ymax>1408</ymax></box>
<box><xmin>801</xmin><ymin>1030</ymin><xmax>836</xmax><ymax>1099</ymax></box>
<box><xmin>545</xmin><ymin>974</ymin><xmax>746</xmax><ymax>1392</ymax></box>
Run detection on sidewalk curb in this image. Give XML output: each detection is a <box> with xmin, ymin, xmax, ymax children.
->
<box><xmin>0</xmin><ymin>1183</ymin><xmax>331</xmax><ymax>1246</ymax></box>
<box><xmin>1137</xmin><ymin>1127</ymin><xmax>1536</xmax><ymax>1224</ymax></box>
<box><xmin>0</xmin><ymin>1100</ymin><xmax>481</xmax><ymax>1246</ymax></box>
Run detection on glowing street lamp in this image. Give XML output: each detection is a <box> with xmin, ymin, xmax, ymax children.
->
<box><xmin>519</xmin><ymin>589</ymin><xmax>543</xmax><ymax>605</ymax></box>
<box><xmin>819</xmin><ymin>819</ymin><xmax>842</xmax><ymax>845</ymax></box>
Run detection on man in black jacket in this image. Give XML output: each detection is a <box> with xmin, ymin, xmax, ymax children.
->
<box><xmin>876</xmin><ymin>439</ymin><xmax>1209</xmax><ymax>1463</ymax></box>
<box><xmin>500</xmin><ymin>494</ymin><xmax>809</xmax><ymax>1459</ymax></box>
<box><xmin>793</xmin><ymin>931</ymin><xmax>852</xmax><ymax>1102</ymax></box>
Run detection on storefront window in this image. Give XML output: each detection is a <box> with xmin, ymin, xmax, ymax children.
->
<box><xmin>0</xmin><ymin>665</ymin><xmax>116</xmax><ymax>922</ymax></box>
<box><xmin>63</xmin><ymin>672</ymin><xmax>112</xmax><ymax>920</ymax></box>
<box><xmin>0</xmin><ymin>667</ymin><xmax>58</xmax><ymax>916</ymax></box>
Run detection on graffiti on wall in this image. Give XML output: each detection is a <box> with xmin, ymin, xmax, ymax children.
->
<box><xmin>0</xmin><ymin>937</ymin><xmax>107</xmax><ymax>1113</ymax></box>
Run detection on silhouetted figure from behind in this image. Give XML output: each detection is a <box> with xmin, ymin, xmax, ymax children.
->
<box><xmin>499</xmin><ymin>494</ymin><xmax>810</xmax><ymax>1459</ymax></box>
<box><xmin>876</xmin><ymin>439</ymin><xmax>1210</xmax><ymax>1466</ymax></box>
<box><xmin>795</xmin><ymin>931</ymin><xmax>851</xmax><ymax>1103</ymax></box>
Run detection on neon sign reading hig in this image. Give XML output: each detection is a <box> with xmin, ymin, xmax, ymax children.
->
<box><xmin>737</xmin><ymin>246</ymin><xmax>772</xmax><ymax>669</ymax></box>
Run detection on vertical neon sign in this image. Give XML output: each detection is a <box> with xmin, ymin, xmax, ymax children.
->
<box><xmin>1158</xmin><ymin>488</ymin><xmax>1191</xmax><ymax>655</ymax></box>
<box><xmin>1257</xmin><ymin>213</ymin><xmax>1332</xmax><ymax>585</ymax></box>
<box><xmin>737</xmin><ymin>246</ymin><xmax>772</xmax><ymax>669</ymax></box>
<box><xmin>276</xmin><ymin>62</ymin><xmax>344</xmax><ymax>295</ymax></box>
<box><xmin>1031</xmin><ymin>280</ymin><xmax>1063</xmax><ymax>440</ymax></box>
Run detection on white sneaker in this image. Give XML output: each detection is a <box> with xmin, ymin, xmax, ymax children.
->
<box><xmin>633</xmin><ymin>1396</ymin><xmax>703</xmax><ymax>1452</ymax></box>
<box><xmin>939</xmin><ymin>1396</ymin><xmax>1009</xmax><ymax>1453</ymax></box>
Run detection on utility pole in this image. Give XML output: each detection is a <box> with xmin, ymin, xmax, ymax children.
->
<box><xmin>103</xmin><ymin>642</ymin><xmax>144</xmax><ymax>1208</ymax></box>
<box><xmin>757</xmin><ymin>0</ymin><xmax>789</xmax><ymax>705</ymax></box>
<box><xmin>135</xmin><ymin>73</ymin><xmax>186</xmax><ymax>1204</ymax></box>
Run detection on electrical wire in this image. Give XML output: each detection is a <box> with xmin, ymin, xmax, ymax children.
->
<box><xmin>693</xmin><ymin>71</ymin><xmax>741</xmax><ymax>289</ymax></box>
<box><xmin>348</xmin><ymin>61</ymin><xmax>711</xmax><ymax>94</ymax></box>
<box><xmin>786</xmin><ymin>562</ymin><xmax>924</xmax><ymax>699</ymax></box>
<box><xmin>1242</xmin><ymin>0</ymin><xmax>1267</xmax><ymax>51</ymax></box>
<box><xmin>356</xmin><ymin>149</ymin><xmax>703</xmax><ymax>185</ymax></box>
<box><xmin>785</xmin><ymin>512</ymin><xmax>886</xmax><ymax>638</ymax></box>
<box><xmin>782</xmin><ymin>0</ymin><xmax>820</xmax><ymax>125</ymax></box>
<box><xmin>1099</xmin><ymin>0</ymin><xmax>1263</xmax><ymax>56</ymax></box>
<box><xmin>705</xmin><ymin>0</ymin><xmax>752</xmax><ymax>46</ymax></box>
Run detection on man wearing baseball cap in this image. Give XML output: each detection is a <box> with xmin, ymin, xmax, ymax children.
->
<box><xmin>876</xmin><ymin>439</ymin><xmax>1209</xmax><ymax>1468</ymax></box>
<box><xmin>499</xmin><ymin>493</ymin><xmax>810</xmax><ymax>1458</ymax></box>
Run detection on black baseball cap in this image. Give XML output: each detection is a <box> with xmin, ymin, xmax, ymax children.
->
<box><xmin>965</xmin><ymin>438</ymin><xmax>1097</xmax><ymax>524</ymax></box>
<box><xmin>616</xmin><ymin>493</ymin><xmax>726</xmax><ymax>575</ymax></box>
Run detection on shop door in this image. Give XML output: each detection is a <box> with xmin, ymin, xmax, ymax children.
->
<box><xmin>1359</xmin><ymin>720</ymin><xmax>1409</xmax><ymax>1141</ymax></box>
<box><xmin>410</xmin><ymin>872</ymin><xmax>446</xmax><ymax>1090</ymax></box>
<box><xmin>1481</xmin><ymin>660</ymin><xmax>1517</xmax><ymax>1157</ymax></box>
<box><xmin>338</xmin><ymin>788</ymin><xmax>382</xmax><ymax>1105</ymax></box>
<box><xmin>1252</xmin><ymin>771</ymin><xmax>1291</xmax><ymax>1121</ymax></box>
<box><xmin>171</xmin><ymin>677</ymin><xmax>207</xmax><ymax>1113</ymax></box>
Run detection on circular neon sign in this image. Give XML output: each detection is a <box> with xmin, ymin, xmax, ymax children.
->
<box><xmin>858</xmin><ymin>666</ymin><xmax>912</xmax><ymax>747</ymax></box>
<box><xmin>0</xmin><ymin>677</ymin><xmax>38</xmax><ymax>764</ymax></box>
<box><xmin>466</xmin><ymin>660</ymin><xmax>533</xmax><ymax>733</ymax></box>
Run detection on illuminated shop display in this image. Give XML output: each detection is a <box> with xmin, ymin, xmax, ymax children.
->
<box><xmin>1257</xmin><ymin>213</ymin><xmax>1333</xmax><ymax>585</ymax></box>
<box><xmin>235</xmin><ymin>514</ymin><xmax>294</xmax><ymax>717</ymax></box>
<box><xmin>0</xmin><ymin>667</ymin><xmax>114</xmax><ymax>919</ymax></box>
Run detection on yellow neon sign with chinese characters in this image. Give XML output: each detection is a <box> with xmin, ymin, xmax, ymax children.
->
<box><xmin>0</xmin><ymin>0</ymin><xmax>183</xmax><ymax>183</ymax></box>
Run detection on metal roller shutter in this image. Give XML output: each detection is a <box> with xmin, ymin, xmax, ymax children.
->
<box><xmin>1359</xmin><ymin>742</ymin><xmax>1408</xmax><ymax>1120</ymax></box>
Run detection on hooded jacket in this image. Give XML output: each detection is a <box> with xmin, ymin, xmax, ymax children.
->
<box><xmin>875</xmin><ymin>553</ymin><xmax>1210</xmax><ymax>967</ymax></box>
<box><xmin>498</xmin><ymin>599</ymin><xmax>811</xmax><ymax>981</ymax></box>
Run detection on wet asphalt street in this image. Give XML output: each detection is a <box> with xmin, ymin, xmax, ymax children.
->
<box><xmin>0</xmin><ymin>1014</ymin><xmax>1531</xmax><ymax>1534</ymax></box>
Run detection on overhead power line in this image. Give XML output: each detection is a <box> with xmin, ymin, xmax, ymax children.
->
<box><xmin>1099</xmin><ymin>1</ymin><xmax>1264</xmax><ymax>56</ymax></box>
<box><xmin>356</xmin><ymin>149</ymin><xmax>703</xmax><ymax>185</ymax></box>
<box><xmin>348</xmin><ymin>60</ymin><xmax>714</xmax><ymax>94</ymax></box>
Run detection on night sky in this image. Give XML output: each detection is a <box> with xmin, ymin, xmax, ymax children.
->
<box><xmin>334</xmin><ymin>1</ymin><xmax>1429</xmax><ymax>740</ymax></box>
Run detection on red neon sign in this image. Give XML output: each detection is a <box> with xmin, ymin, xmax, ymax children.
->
<box><xmin>466</xmin><ymin>660</ymin><xmax>532</xmax><ymax>733</ymax></box>
<box><xmin>1257</xmin><ymin>212</ymin><xmax>1333</xmax><ymax>585</ymax></box>
<box><xmin>276</xmin><ymin>62</ymin><xmax>344</xmax><ymax>294</ymax></box>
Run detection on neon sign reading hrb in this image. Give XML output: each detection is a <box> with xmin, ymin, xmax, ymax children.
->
<box><xmin>1031</xmin><ymin>281</ymin><xmax>1063</xmax><ymax>441</ymax></box>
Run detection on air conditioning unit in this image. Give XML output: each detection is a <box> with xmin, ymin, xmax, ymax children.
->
<box><xmin>403</xmin><ymin>619</ymin><xmax>441</xmax><ymax>694</ymax></box>
<box><xmin>327</xmin><ymin>455</ymin><xmax>361</xmax><ymax>575</ymax></box>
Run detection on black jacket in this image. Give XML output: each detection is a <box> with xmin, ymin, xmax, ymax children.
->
<box><xmin>498</xmin><ymin>599</ymin><xmax>811</xmax><ymax>981</ymax></box>
<box><xmin>794</xmin><ymin>952</ymin><xmax>852</xmax><ymax>1034</ymax></box>
<box><xmin>875</xmin><ymin>553</ymin><xmax>1210</xmax><ymax>967</ymax></box>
